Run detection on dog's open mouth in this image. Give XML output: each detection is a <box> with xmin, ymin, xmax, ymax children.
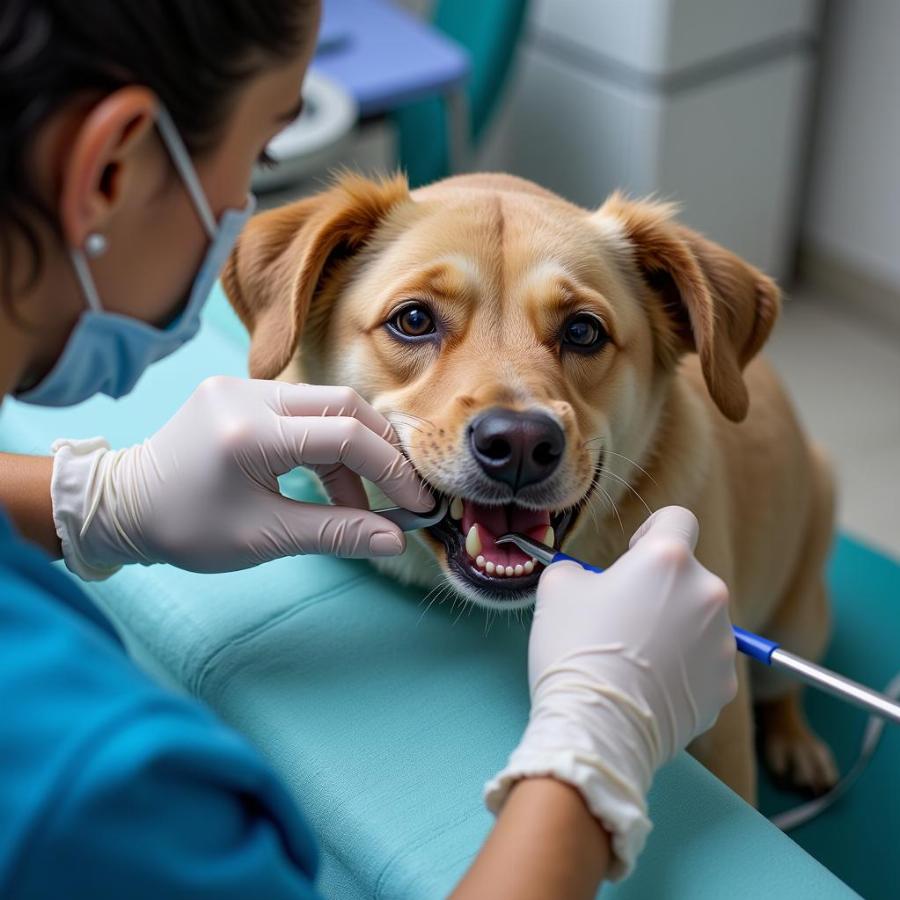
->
<box><xmin>428</xmin><ymin>499</ymin><xmax>576</xmax><ymax>596</ymax></box>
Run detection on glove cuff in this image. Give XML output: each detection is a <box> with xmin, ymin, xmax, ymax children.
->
<box><xmin>51</xmin><ymin>437</ymin><xmax>123</xmax><ymax>582</ymax></box>
<box><xmin>484</xmin><ymin>694</ymin><xmax>658</xmax><ymax>881</ymax></box>
<box><xmin>484</xmin><ymin>746</ymin><xmax>652</xmax><ymax>881</ymax></box>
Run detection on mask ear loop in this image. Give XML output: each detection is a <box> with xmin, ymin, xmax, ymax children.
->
<box><xmin>69</xmin><ymin>247</ymin><xmax>105</xmax><ymax>313</ymax></box>
<box><xmin>154</xmin><ymin>105</ymin><xmax>218</xmax><ymax>240</ymax></box>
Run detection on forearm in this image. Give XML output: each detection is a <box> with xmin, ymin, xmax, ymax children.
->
<box><xmin>0</xmin><ymin>453</ymin><xmax>60</xmax><ymax>555</ymax></box>
<box><xmin>452</xmin><ymin>777</ymin><xmax>611</xmax><ymax>900</ymax></box>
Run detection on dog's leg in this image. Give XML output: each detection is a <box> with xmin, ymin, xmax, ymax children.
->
<box><xmin>756</xmin><ymin>678</ymin><xmax>838</xmax><ymax>796</ymax></box>
<box><xmin>754</xmin><ymin>573</ymin><xmax>839</xmax><ymax>795</ymax></box>
<box><xmin>689</xmin><ymin>654</ymin><xmax>757</xmax><ymax>804</ymax></box>
<box><xmin>753</xmin><ymin>445</ymin><xmax>838</xmax><ymax>795</ymax></box>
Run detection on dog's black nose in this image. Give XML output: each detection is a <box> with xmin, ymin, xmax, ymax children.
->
<box><xmin>469</xmin><ymin>408</ymin><xmax>565</xmax><ymax>491</ymax></box>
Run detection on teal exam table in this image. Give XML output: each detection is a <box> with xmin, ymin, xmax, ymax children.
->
<box><xmin>2</xmin><ymin>285</ymin><xmax>896</xmax><ymax>899</ymax></box>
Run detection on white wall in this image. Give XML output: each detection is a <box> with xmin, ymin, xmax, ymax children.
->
<box><xmin>803</xmin><ymin>0</ymin><xmax>900</xmax><ymax>289</ymax></box>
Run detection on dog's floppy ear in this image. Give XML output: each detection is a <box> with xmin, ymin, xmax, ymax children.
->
<box><xmin>599</xmin><ymin>192</ymin><xmax>780</xmax><ymax>422</ymax></box>
<box><xmin>222</xmin><ymin>172</ymin><xmax>411</xmax><ymax>379</ymax></box>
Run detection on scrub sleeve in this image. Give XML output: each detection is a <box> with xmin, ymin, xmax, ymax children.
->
<box><xmin>0</xmin><ymin>507</ymin><xmax>322</xmax><ymax>900</ymax></box>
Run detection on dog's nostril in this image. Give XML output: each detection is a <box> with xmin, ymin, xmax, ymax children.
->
<box><xmin>482</xmin><ymin>436</ymin><xmax>511</xmax><ymax>461</ymax></box>
<box><xmin>533</xmin><ymin>440</ymin><xmax>561</xmax><ymax>467</ymax></box>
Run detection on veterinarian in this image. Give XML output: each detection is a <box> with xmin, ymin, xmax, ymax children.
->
<box><xmin>0</xmin><ymin>2</ymin><xmax>737</xmax><ymax>897</ymax></box>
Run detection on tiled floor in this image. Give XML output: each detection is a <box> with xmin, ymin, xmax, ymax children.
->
<box><xmin>766</xmin><ymin>285</ymin><xmax>900</xmax><ymax>558</ymax></box>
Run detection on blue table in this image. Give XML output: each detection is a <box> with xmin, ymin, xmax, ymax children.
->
<box><xmin>313</xmin><ymin>0</ymin><xmax>471</xmax><ymax>170</ymax></box>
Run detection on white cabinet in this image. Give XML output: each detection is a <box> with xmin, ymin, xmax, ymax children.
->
<box><xmin>480</xmin><ymin>0</ymin><xmax>821</xmax><ymax>280</ymax></box>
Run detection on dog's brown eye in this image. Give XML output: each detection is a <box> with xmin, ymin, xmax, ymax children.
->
<box><xmin>389</xmin><ymin>304</ymin><xmax>436</xmax><ymax>339</ymax></box>
<box><xmin>562</xmin><ymin>313</ymin><xmax>608</xmax><ymax>352</ymax></box>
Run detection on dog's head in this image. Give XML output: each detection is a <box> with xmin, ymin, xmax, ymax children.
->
<box><xmin>223</xmin><ymin>173</ymin><xmax>778</xmax><ymax>608</ymax></box>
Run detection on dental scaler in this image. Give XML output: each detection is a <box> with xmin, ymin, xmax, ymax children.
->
<box><xmin>497</xmin><ymin>532</ymin><xmax>900</xmax><ymax>727</ymax></box>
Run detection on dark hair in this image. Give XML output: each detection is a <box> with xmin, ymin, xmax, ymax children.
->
<box><xmin>0</xmin><ymin>0</ymin><xmax>316</xmax><ymax>307</ymax></box>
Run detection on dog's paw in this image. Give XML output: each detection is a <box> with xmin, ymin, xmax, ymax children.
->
<box><xmin>763</xmin><ymin>726</ymin><xmax>839</xmax><ymax>796</ymax></box>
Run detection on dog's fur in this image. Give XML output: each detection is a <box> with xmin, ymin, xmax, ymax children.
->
<box><xmin>223</xmin><ymin>172</ymin><xmax>838</xmax><ymax>803</ymax></box>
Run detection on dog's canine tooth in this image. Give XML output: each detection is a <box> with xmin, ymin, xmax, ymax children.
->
<box><xmin>449</xmin><ymin>496</ymin><xmax>463</xmax><ymax>520</ymax></box>
<box><xmin>543</xmin><ymin>525</ymin><xmax>555</xmax><ymax>547</ymax></box>
<box><xmin>514</xmin><ymin>564</ymin><xmax>524</xmax><ymax>577</ymax></box>
<box><xmin>465</xmin><ymin>524</ymin><xmax>481</xmax><ymax>558</ymax></box>
<box><xmin>485</xmin><ymin>561</ymin><xmax>496</xmax><ymax>575</ymax></box>
<box><xmin>524</xmin><ymin>559</ymin><xmax>535</xmax><ymax>574</ymax></box>
<box><xmin>476</xmin><ymin>554</ymin><xmax>485</xmax><ymax>569</ymax></box>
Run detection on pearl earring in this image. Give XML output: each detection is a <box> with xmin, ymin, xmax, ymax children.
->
<box><xmin>84</xmin><ymin>233</ymin><xmax>108</xmax><ymax>258</ymax></box>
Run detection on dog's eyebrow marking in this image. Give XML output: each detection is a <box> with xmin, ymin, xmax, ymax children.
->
<box><xmin>494</xmin><ymin>195</ymin><xmax>506</xmax><ymax>318</ymax></box>
<box><xmin>522</xmin><ymin>262</ymin><xmax>619</xmax><ymax>341</ymax></box>
<box><xmin>368</xmin><ymin>257</ymin><xmax>480</xmax><ymax>324</ymax></box>
<box><xmin>523</xmin><ymin>261</ymin><xmax>587</xmax><ymax>296</ymax></box>
<box><xmin>429</xmin><ymin>255</ymin><xmax>481</xmax><ymax>293</ymax></box>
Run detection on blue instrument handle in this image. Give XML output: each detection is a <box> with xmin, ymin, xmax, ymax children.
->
<box><xmin>551</xmin><ymin>550</ymin><xmax>605</xmax><ymax>573</ymax></box>
<box><xmin>553</xmin><ymin>553</ymin><xmax>780</xmax><ymax>663</ymax></box>
<box><xmin>733</xmin><ymin>626</ymin><xmax>780</xmax><ymax>664</ymax></box>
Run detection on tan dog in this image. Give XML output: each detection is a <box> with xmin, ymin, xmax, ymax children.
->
<box><xmin>223</xmin><ymin>172</ymin><xmax>838</xmax><ymax>803</ymax></box>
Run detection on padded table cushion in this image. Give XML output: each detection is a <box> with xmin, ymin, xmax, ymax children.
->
<box><xmin>0</xmin><ymin>286</ymin><xmax>871</xmax><ymax>898</ymax></box>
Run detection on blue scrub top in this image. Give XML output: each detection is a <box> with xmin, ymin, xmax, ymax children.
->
<box><xmin>0</xmin><ymin>507</ymin><xmax>322</xmax><ymax>899</ymax></box>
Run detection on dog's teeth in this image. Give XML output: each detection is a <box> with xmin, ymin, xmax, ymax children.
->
<box><xmin>485</xmin><ymin>561</ymin><xmax>496</xmax><ymax>575</ymax></box>
<box><xmin>543</xmin><ymin>525</ymin><xmax>555</xmax><ymax>547</ymax></box>
<box><xmin>449</xmin><ymin>496</ymin><xmax>463</xmax><ymax>520</ymax></box>
<box><xmin>465</xmin><ymin>524</ymin><xmax>482</xmax><ymax>558</ymax></box>
<box><xmin>476</xmin><ymin>554</ymin><xmax>485</xmax><ymax>569</ymax></box>
<box><xmin>524</xmin><ymin>560</ymin><xmax>534</xmax><ymax>574</ymax></box>
<box><xmin>514</xmin><ymin>564</ymin><xmax>524</xmax><ymax>577</ymax></box>
<box><xmin>504</xmin><ymin>565</ymin><xmax>514</xmax><ymax>577</ymax></box>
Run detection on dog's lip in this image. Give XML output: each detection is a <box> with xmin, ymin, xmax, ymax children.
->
<box><xmin>420</xmin><ymin>454</ymin><xmax>603</xmax><ymax>600</ymax></box>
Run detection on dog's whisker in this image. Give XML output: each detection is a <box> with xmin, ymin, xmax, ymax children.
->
<box><xmin>416</xmin><ymin>578</ymin><xmax>453</xmax><ymax>624</ymax></box>
<box><xmin>451</xmin><ymin>597</ymin><xmax>469</xmax><ymax>627</ymax></box>
<box><xmin>416</xmin><ymin>586</ymin><xmax>443</xmax><ymax>623</ymax></box>
<box><xmin>419</xmin><ymin>578</ymin><xmax>448</xmax><ymax>607</ymax></box>
<box><xmin>584</xmin><ymin>490</ymin><xmax>604</xmax><ymax>535</ymax></box>
<box><xmin>386</xmin><ymin>416</ymin><xmax>427</xmax><ymax>431</ymax></box>
<box><xmin>604</xmin><ymin>451</ymin><xmax>658</xmax><ymax>487</ymax></box>
<box><xmin>594</xmin><ymin>484</ymin><xmax>626</xmax><ymax>539</ymax></box>
<box><xmin>582</xmin><ymin>441</ymin><xmax>658</xmax><ymax>487</ymax></box>
<box><xmin>382</xmin><ymin>409</ymin><xmax>436</xmax><ymax>428</ymax></box>
<box><xmin>599</xmin><ymin>469</ymin><xmax>655</xmax><ymax>518</ymax></box>
<box><xmin>393</xmin><ymin>421</ymin><xmax>426</xmax><ymax>434</ymax></box>
<box><xmin>384</xmin><ymin>414</ymin><xmax>427</xmax><ymax>435</ymax></box>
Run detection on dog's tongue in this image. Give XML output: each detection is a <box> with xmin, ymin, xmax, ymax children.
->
<box><xmin>461</xmin><ymin>500</ymin><xmax>552</xmax><ymax>566</ymax></box>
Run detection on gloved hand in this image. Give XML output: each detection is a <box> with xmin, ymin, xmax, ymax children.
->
<box><xmin>50</xmin><ymin>377</ymin><xmax>433</xmax><ymax>579</ymax></box>
<box><xmin>484</xmin><ymin>507</ymin><xmax>737</xmax><ymax>881</ymax></box>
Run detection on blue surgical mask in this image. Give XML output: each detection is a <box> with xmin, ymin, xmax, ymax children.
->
<box><xmin>16</xmin><ymin>106</ymin><xmax>256</xmax><ymax>407</ymax></box>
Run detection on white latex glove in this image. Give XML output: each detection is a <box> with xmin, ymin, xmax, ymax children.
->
<box><xmin>484</xmin><ymin>507</ymin><xmax>737</xmax><ymax>881</ymax></box>
<box><xmin>50</xmin><ymin>377</ymin><xmax>434</xmax><ymax>579</ymax></box>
